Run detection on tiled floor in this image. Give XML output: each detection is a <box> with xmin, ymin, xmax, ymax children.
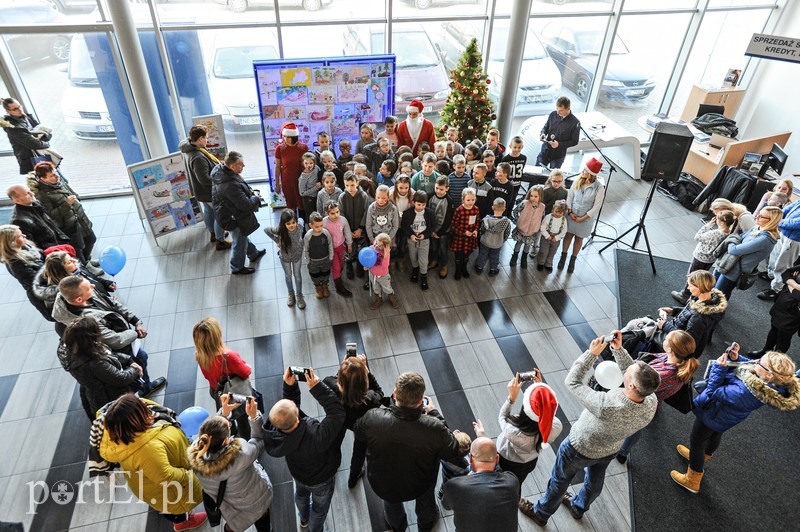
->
<box><xmin>0</xmin><ymin>164</ymin><xmax>705</xmax><ymax>532</ymax></box>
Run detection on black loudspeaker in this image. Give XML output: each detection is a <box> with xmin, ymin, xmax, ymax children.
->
<box><xmin>642</xmin><ymin>122</ymin><xmax>694</xmax><ymax>181</ymax></box>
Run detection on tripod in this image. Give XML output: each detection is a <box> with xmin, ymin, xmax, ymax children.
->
<box><xmin>598</xmin><ymin>176</ymin><xmax>658</xmax><ymax>274</ymax></box>
<box><xmin>579</xmin><ymin>124</ymin><xmax>617</xmax><ymax>249</ymax></box>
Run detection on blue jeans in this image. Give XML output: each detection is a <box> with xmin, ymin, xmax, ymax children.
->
<box><xmin>295</xmin><ymin>476</ymin><xmax>335</xmax><ymax>532</ymax></box>
<box><xmin>383</xmin><ymin>482</ymin><xmax>438</xmax><ymax>532</ymax></box>
<box><xmin>230</xmin><ymin>227</ymin><xmax>257</xmax><ymax>272</ymax></box>
<box><xmin>535</xmin><ymin>439</ymin><xmax>614</xmax><ymax>520</ymax></box>
<box><xmin>475</xmin><ymin>245</ymin><xmax>501</xmax><ymax>271</ymax></box>
<box><xmin>200</xmin><ymin>201</ymin><xmax>225</xmax><ymax>240</ymax></box>
<box><xmin>617</xmin><ymin>429</ymin><xmax>642</xmax><ymax>458</ymax></box>
<box><xmin>536</xmin><ymin>152</ymin><xmax>566</xmax><ymax>169</ymax></box>
<box><xmin>713</xmin><ymin>269</ymin><xmax>737</xmax><ymax>301</ymax></box>
<box><xmin>281</xmin><ymin>259</ymin><xmax>303</xmax><ymax>293</ymax></box>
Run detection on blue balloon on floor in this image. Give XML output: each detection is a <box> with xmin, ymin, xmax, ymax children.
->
<box><xmin>358</xmin><ymin>246</ymin><xmax>378</xmax><ymax>268</ymax></box>
<box><xmin>98</xmin><ymin>245</ymin><xmax>127</xmax><ymax>276</ymax></box>
<box><xmin>178</xmin><ymin>406</ymin><xmax>210</xmax><ymax>439</ymax></box>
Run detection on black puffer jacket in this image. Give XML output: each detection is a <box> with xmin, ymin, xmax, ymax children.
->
<box><xmin>353</xmin><ymin>403</ymin><xmax>461</xmax><ymax>502</ymax></box>
<box><xmin>10</xmin><ymin>202</ymin><xmax>70</xmax><ymax>250</ymax></box>
<box><xmin>211</xmin><ymin>163</ymin><xmax>260</xmax><ymax>235</ymax></box>
<box><xmin>664</xmin><ymin>288</ymin><xmax>728</xmax><ymax>357</ymax></box>
<box><xmin>64</xmin><ymin>347</ymin><xmax>139</xmax><ymax>416</ymax></box>
<box><xmin>1</xmin><ymin>114</ymin><xmax>50</xmax><ymax>174</ymax></box>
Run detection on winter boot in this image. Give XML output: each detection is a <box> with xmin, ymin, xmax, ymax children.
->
<box><xmin>439</xmin><ymin>264</ymin><xmax>448</xmax><ymax>279</ymax></box>
<box><xmin>454</xmin><ymin>259</ymin><xmax>463</xmax><ymax>280</ymax></box>
<box><xmin>520</xmin><ymin>253</ymin><xmax>528</xmax><ymax>269</ymax></box>
<box><xmin>670</xmin><ymin>467</ymin><xmax>704</xmax><ymax>494</ymax></box>
<box><xmin>567</xmin><ymin>255</ymin><xmax>577</xmax><ymax>273</ymax></box>
<box><xmin>334</xmin><ymin>278</ymin><xmax>353</xmax><ymax>297</ymax></box>
<box><xmin>321</xmin><ymin>283</ymin><xmax>330</xmax><ymax>298</ymax></box>
<box><xmin>388</xmin><ymin>293</ymin><xmax>401</xmax><ymax>309</ymax></box>
<box><xmin>296</xmin><ymin>294</ymin><xmax>306</xmax><ymax>309</ymax></box>
<box><xmin>346</xmin><ymin>262</ymin><xmax>355</xmax><ymax>280</ymax></box>
<box><xmin>677</xmin><ymin>444</ymin><xmax>711</xmax><ymax>463</ymax></box>
<box><xmin>420</xmin><ymin>274</ymin><xmax>429</xmax><ymax>291</ymax></box>
<box><xmin>355</xmin><ymin>263</ymin><xmax>365</xmax><ymax>278</ymax></box>
<box><xmin>410</xmin><ymin>267</ymin><xmax>420</xmax><ymax>283</ymax></box>
<box><xmin>315</xmin><ymin>285</ymin><xmax>324</xmax><ymax>299</ymax></box>
<box><xmin>370</xmin><ymin>294</ymin><xmax>382</xmax><ymax>310</ymax></box>
<box><xmin>461</xmin><ymin>260</ymin><xmax>471</xmax><ymax>279</ymax></box>
<box><xmin>557</xmin><ymin>252</ymin><xmax>568</xmax><ymax>270</ymax></box>
<box><xmin>671</xmin><ymin>289</ymin><xmax>690</xmax><ymax>305</ymax></box>
<box><xmin>287</xmin><ymin>291</ymin><xmax>296</xmax><ymax>307</ymax></box>
<box><xmin>363</xmin><ymin>278</ymin><xmax>370</xmax><ymax>290</ymax></box>
<box><xmin>509</xmin><ymin>252</ymin><xmax>519</xmax><ymax>266</ymax></box>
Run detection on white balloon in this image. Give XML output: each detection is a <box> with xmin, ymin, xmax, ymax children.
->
<box><xmin>594</xmin><ymin>361</ymin><xmax>624</xmax><ymax>389</ymax></box>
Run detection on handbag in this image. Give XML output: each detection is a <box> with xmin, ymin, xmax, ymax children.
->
<box><xmin>737</xmin><ymin>268</ymin><xmax>758</xmax><ymax>290</ymax></box>
<box><xmin>665</xmin><ymin>382</ymin><xmax>694</xmax><ymax>414</ymax></box>
<box><xmin>216</xmin><ymin>353</ymin><xmax>253</xmax><ymax>420</ymax></box>
<box><xmin>202</xmin><ymin>479</ymin><xmax>227</xmax><ymax>527</ymax></box>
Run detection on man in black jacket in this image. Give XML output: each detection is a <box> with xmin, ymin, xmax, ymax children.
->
<box><xmin>536</xmin><ymin>96</ymin><xmax>580</xmax><ymax>170</ymax></box>
<box><xmin>354</xmin><ymin>371</ymin><xmax>462</xmax><ymax>532</ymax></box>
<box><xmin>263</xmin><ymin>367</ymin><xmax>345</xmax><ymax>532</ymax></box>
<box><xmin>1</xmin><ymin>98</ymin><xmax>51</xmax><ymax>175</ymax></box>
<box><xmin>7</xmin><ymin>184</ymin><xmax>71</xmax><ymax>250</ymax></box>
<box><xmin>211</xmin><ymin>151</ymin><xmax>266</xmax><ymax>274</ymax></box>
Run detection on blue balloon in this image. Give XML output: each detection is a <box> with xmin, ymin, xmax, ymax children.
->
<box><xmin>98</xmin><ymin>245</ymin><xmax>127</xmax><ymax>276</ymax></box>
<box><xmin>178</xmin><ymin>406</ymin><xmax>210</xmax><ymax>439</ymax></box>
<box><xmin>358</xmin><ymin>246</ymin><xmax>378</xmax><ymax>268</ymax></box>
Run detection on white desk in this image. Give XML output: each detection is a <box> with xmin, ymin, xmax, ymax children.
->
<box><xmin>519</xmin><ymin>111</ymin><xmax>642</xmax><ymax>180</ymax></box>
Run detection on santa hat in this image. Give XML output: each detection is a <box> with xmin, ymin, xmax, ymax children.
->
<box><xmin>282</xmin><ymin>122</ymin><xmax>299</xmax><ymax>137</ymax></box>
<box><xmin>406</xmin><ymin>99</ymin><xmax>424</xmax><ymax>114</ymax></box>
<box><xmin>584</xmin><ymin>157</ymin><xmax>603</xmax><ymax>176</ymax></box>
<box><xmin>522</xmin><ymin>383</ymin><xmax>558</xmax><ymax>448</ymax></box>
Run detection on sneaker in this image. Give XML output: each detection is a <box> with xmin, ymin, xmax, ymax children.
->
<box><xmin>671</xmin><ymin>290</ymin><xmax>689</xmax><ymax>305</ymax></box>
<box><xmin>561</xmin><ymin>492</ymin><xmax>583</xmax><ymax>520</ymax></box>
<box><xmin>215</xmin><ymin>240</ymin><xmax>232</xmax><ymax>250</ymax></box>
<box><xmin>300</xmin><ymin>519</ymin><xmax>309</xmax><ymax>529</ymax></box>
<box><xmin>85</xmin><ymin>262</ymin><xmax>105</xmax><ymax>276</ymax></box>
<box><xmin>137</xmin><ymin>377</ymin><xmax>167</xmax><ymax>398</ymax></box>
<box><xmin>487</xmin><ymin>269</ymin><xmax>499</xmax><ymax>276</ymax></box>
<box><xmin>174</xmin><ymin>512</ymin><xmax>207</xmax><ymax>531</ymax></box>
<box><xmin>232</xmin><ymin>267</ymin><xmax>256</xmax><ymax>275</ymax></box>
<box><xmin>757</xmin><ymin>288</ymin><xmax>778</xmax><ymax>301</ymax></box>
<box><xmin>249</xmin><ymin>249</ymin><xmax>267</xmax><ymax>264</ymax></box>
<box><xmin>287</xmin><ymin>292</ymin><xmax>296</xmax><ymax>307</ymax></box>
<box><xmin>297</xmin><ymin>295</ymin><xmax>306</xmax><ymax>310</ymax></box>
<box><xmin>758</xmin><ymin>270</ymin><xmax>772</xmax><ymax>281</ymax></box>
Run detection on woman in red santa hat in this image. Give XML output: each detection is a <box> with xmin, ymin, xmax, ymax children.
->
<box><xmin>396</xmin><ymin>99</ymin><xmax>436</xmax><ymax>157</ymax></box>
<box><xmin>274</xmin><ymin>122</ymin><xmax>309</xmax><ymax>216</ymax></box>
<box><xmin>559</xmin><ymin>157</ymin><xmax>605</xmax><ymax>273</ymax></box>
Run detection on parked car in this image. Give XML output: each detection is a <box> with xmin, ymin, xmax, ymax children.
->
<box><xmin>434</xmin><ymin>20</ymin><xmax>561</xmax><ymax>117</ymax></box>
<box><xmin>204</xmin><ymin>31</ymin><xmax>280</xmax><ymax>130</ymax></box>
<box><xmin>213</xmin><ymin>0</ymin><xmax>331</xmax><ymax>13</ymax></box>
<box><xmin>45</xmin><ymin>0</ymin><xmax>95</xmax><ymax>14</ymax></box>
<box><xmin>398</xmin><ymin>0</ymin><xmax>481</xmax><ymax>9</ymax></box>
<box><xmin>0</xmin><ymin>0</ymin><xmax>71</xmax><ymax>62</ymax></box>
<box><xmin>539</xmin><ymin>22</ymin><xmax>655</xmax><ymax>104</ymax></box>
<box><xmin>343</xmin><ymin>25</ymin><xmax>450</xmax><ymax>115</ymax></box>
<box><xmin>61</xmin><ymin>34</ymin><xmax>115</xmax><ymax>139</ymax></box>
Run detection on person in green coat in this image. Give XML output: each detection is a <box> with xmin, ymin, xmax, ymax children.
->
<box><xmin>27</xmin><ymin>161</ymin><xmax>96</xmax><ymax>264</ymax></box>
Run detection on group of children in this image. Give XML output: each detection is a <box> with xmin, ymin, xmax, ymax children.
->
<box><xmin>267</xmin><ymin>122</ymin><xmax>574</xmax><ymax>310</ymax></box>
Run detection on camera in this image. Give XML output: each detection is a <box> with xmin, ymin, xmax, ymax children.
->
<box><xmin>603</xmin><ymin>333</ymin><xmax>616</xmax><ymax>344</ymax></box>
<box><xmin>345</xmin><ymin>343</ymin><xmax>358</xmax><ymax>358</ymax></box>
<box><xmin>228</xmin><ymin>392</ymin><xmax>248</xmax><ymax>404</ymax></box>
<box><xmin>519</xmin><ymin>370</ymin><xmax>538</xmax><ymax>382</ymax></box>
<box><xmin>725</xmin><ymin>342</ymin><xmax>738</xmax><ymax>356</ymax></box>
<box><xmin>290</xmin><ymin>366</ymin><xmax>309</xmax><ymax>382</ymax></box>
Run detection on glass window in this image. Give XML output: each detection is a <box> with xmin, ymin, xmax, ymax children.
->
<box><xmin>497</xmin><ymin>0</ymin><xmax>613</xmax><ymax>16</ymax></box>
<box><xmin>391</xmin><ymin>0</ymin><xmax>486</xmax><ymax>18</ymax></box>
<box><xmin>668</xmin><ymin>8</ymin><xmax>772</xmax><ymax>117</ymax></box>
<box><xmin>280</xmin><ymin>0</ymin><xmax>384</xmax><ymax>23</ymax></box>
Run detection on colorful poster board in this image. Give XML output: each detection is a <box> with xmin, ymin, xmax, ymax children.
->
<box><xmin>191</xmin><ymin>114</ymin><xmax>228</xmax><ymax>160</ymax></box>
<box><xmin>128</xmin><ymin>153</ymin><xmax>203</xmax><ymax>239</ymax></box>
<box><xmin>253</xmin><ymin>55</ymin><xmax>396</xmax><ymax>187</ymax></box>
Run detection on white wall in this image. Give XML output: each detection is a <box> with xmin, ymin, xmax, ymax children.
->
<box><xmin>739</xmin><ymin>0</ymin><xmax>800</xmax><ymax>176</ymax></box>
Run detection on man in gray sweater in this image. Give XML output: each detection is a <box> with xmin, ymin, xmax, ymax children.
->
<box><xmin>521</xmin><ymin>331</ymin><xmax>660</xmax><ymax>526</ymax></box>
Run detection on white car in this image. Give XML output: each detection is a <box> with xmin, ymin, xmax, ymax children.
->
<box><xmin>61</xmin><ymin>34</ymin><xmax>115</xmax><ymax>139</ymax></box>
<box><xmin>214</xmin><ymin>0</ymin><xmax>331</xmax><ymax>13</ymax></box>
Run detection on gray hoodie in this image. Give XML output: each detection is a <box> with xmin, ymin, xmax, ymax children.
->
<box><xmin>366</xmin><ymin>201</ymin><xmax>400</xmax><ymax>241</ymax></box>
<box><xmin>480</xmin><ymin>215</ymin><xmax>512</xmax><ymax>249</ymax></box>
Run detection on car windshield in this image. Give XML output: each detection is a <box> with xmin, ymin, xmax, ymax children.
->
<box><xmin>575</xmin><ymin>32</ymin><xmax>628</xmax><ymax>55</ymax></box>
<box><xmin>372</xmin><ymin>32</ymin><xmax>438</xmax><ymax>69</ymax></box>
<box><xmin>213</xmin><ymin>45</ymin><xmax>279</xmax><ymax>78</ymax></box>
<box><xmin>68</xmin><ymin>36</ymin><xmax>98</xmax><ymax>86</ymax></box>
<box><xmin>490</xmin><ymin>28</ymin><xmax>547</xmax><ymax>61</ymax></box>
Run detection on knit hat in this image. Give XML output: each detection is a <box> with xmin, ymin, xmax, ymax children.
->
<box><xmin>522</xmin><ymin>383</ymin><xmax>558</xmax><ymax>447</ymax></box>
<box><xmin>406</xmin><ymin>99</ymin><xmax>424</xmax><ymax>114</ymax></box>
<box><xmin>584</xmin><ymin>157</ymin><xmax>603</xmax><ymax>176</ymax></box>
<box><xmin>282</xmin><ymin>122</ymin><xmax>299</xmax><ymax>137</ymax></box>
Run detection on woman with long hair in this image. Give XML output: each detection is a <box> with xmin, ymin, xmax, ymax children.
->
<box><xmin>193</xmin><ymin>316</ymin><xmax>254</xmax><ymax>439</ymax></box>
<box><xmin>99</xmin><ymin>393</ymin><xmax>206</xmax><ymax>531</ymax></box>
<box><xmin>0</xmin><ymin>223</ymin><xmax>51</xmax><ymax>320</ymax></box>
<box><xmin>616</xmin><ymin>330</ymin><xmax>698</xmax><ymax>463</ymax></box>
<box><xmin>322</xmin><ymin>353</ymin><xmax>384</xmax><ymax>488</ymax></box>
<box><xmin>33</xmin><ymin>250</ymin><xmax>115</xmax><ymax>311</ymax></box>
<box><xmin>559</xmin><ymin>157</ymin><xmax>605</xmax><ymax>273</ymax></box>
<box><xmin>672</xmin><ymin>348</ymin><xmax>800</xmax><ymax>493</ymax></box>
<box><xmin>188</xmin><ymin>396</ymin><xmax>273</xmax><ymax>532</ymax></box>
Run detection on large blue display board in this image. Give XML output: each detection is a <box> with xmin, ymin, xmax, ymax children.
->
<box><xmin>253</xmin><ymin>55</ymin><xmax>396</xmax><ymax>185</ymax></box>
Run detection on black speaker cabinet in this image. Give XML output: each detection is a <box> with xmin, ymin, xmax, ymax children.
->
<box><xmin>642</xmin><ymin>122</ymin><xmax>694</xmax><ymax>182</ymax></box>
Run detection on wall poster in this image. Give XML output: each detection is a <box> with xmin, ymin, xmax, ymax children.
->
<box><xmin>191</xmin><ymin>114</ymin><xmax>228</xmax><ymax>159</ymax></box>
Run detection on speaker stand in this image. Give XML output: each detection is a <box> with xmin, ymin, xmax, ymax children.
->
<box><xmin>598</xmin><ymin>177</ymin><xmax>659</xmax><ymax>274</ymax></box>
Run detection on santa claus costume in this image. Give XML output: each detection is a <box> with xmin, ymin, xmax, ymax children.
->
<box><xmin>274</xmin><ymin>122</ymin><xmax>309</xmax><ymax>211</ymax></box>
<box><xmin>396</xmin><ymin>99</ymin><xmax>436</xmax><ymax>157</ymax></box>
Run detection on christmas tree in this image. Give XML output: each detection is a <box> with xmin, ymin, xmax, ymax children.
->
<box><xmin>439</xmin><ymin>37</ymin><xmax>496</xmax><ymax>144</ymax></box>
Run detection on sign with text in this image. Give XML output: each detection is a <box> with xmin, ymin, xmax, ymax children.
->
<box><xmin>745</xmin><ymin>33</ymin><xmax>800</xmax><ymax>64</ymax></box>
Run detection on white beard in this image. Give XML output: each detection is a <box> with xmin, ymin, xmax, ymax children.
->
<box><xmin>406</xmin><ymin>116</ymin><xmax>423</xmax><ymax>143</ymax></box>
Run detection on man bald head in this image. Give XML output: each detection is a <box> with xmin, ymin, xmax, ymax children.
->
<box><xmin>469</xmin><ymin>436</ymin><xmax>499</xmax><ymax>472</ymax></box>
<box><xmin>269</xmin><ymin>399</ymin><xmax>300</xmax><ymax>432</ymax></box>
<box><xmin>7</xmin><ymin>185</ymin><xmax>35</xmax><ymax>206</ymax></box>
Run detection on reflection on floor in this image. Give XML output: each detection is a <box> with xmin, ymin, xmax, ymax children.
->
<box><xmin>0</xmin><ymin>170</ymin><xmax>707</xmax><ymax>531</ymax></box>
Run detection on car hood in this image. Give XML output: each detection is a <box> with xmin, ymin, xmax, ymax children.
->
<box><xmin>489</xmin><ymin>57</ymin><xmax>561</xmax><ymax>87</ymax></box>
<box><xmin>209</xmin><ymin>76</ymin><xmax>259</xmax><ymax>114</ymax></box>
<box><xmin>62</xmin><ymin>84</ymin><xmax>109</xmax><ymax>114</ymax></box>
<box><xmin>396</xmin><ymin>65</ymin><xmax>448</xmax><ymax>97</ymax></box>
<box><xmin>573</xmin><ymin>55</ymin><xmax>650</xmax><ymax>82</ymax></box>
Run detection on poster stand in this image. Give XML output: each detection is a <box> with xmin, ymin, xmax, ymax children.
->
<box><xmin>191</xmin><ymin>114</ymin><xmax>228</xmax><ymax>160</ymax></box>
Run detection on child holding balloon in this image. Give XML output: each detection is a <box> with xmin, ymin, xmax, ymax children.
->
<box><xmin>362</xmin><ymin>232</ymin><xmax>400</xmax><ymax>310</ymax></box>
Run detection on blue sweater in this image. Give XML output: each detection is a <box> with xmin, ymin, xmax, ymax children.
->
<box><xmin>779</xmin><ymin>201</ymin><xmax>800</xmax><ymax>241</ymax></box>
<box><xmin>722</xmin><ymin>227</ymin><xmax>777</xmax><ymax>279</ymax></box>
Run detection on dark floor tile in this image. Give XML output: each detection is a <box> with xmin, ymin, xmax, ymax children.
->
<box><xmin>166</xmin><ymin>347</ymin><xmax>197</xmax><ymax>394</ymax></box>
<box><xmin>566</xmin><ymin>322</ymin><xmax>602</xmax><ymax>351</ymax></box>
<box><xmin>51</xmin><ymin>408</ymin><xmax>92</xmax><ymax>468</ymax></box>
<box><xmin>254</xmin><ymin>334</ymin><xmax>285</xmax><ymax>378</ymax></box>
<box><xmin>543</xmin><ymin>290</ymin><xmax>586</xmax><ymax>326</ymax></box>
<box><xmin>28</xmin><ymin>462</ymin><xmax>87</xmax><ymax>532</ymax></box>
<box><xmin>255</xmin><ymin>375</ymin><xmax>285</xmax><ymax>409</ymax></box>
<box><xmin>420</xmin><ymin>348</ymin><xmax>461</xmax><ymax>395</ymax></box>
<box><xmin>363</xmin><ymin>472</ymin><xmax>389</xmax><ymax>532</ymax></box>
<box><xmin>259</xmin><ymin>453</ymin><xmax>294</xmax><ymax>485</ymax></box>
<box><xmin>436</xmin><ymin>390</ymin><xmax>478</xmax><ymax>438</ymax></box>
<box><xmin>407</xmin><ymin>310</ymin><xmax>445</xmax><ymax>351</ymax></box>
<box><xmin>270</xmin><ymin>481</ymin><xmax>298</xmax><ymax>532</ymax></box>
<box><xmin>161</xmin><ymin>391</ymin><xmax>196</xmax><ymax>415</ymax></box>
<box><xmin>0</xmin><ymin>374</ymin><xmax>19</xmax><ymax>418</ymax></box>
<box><xmin>145</xmin><ymin>508</ymin><xmax>175</xmax><ymax>532</ymax></box>
<box><xmin>495</xmin><ymin>335</ymin><xmax>536</xmax><ymax>375</ymax></box>
<box><xmin>477</xmin><ymin>300</ymin><xmax>518</xmax><ymax>338</ymax></box>
<box><xmin>332</xmin><ymin>322</ymin><xmax>364</xmax><ymax>363</ymax></box>
<box><xmin>67</xmin><ymin>382</ymin><xmax>84</xmax><ymax>413</ymax></box>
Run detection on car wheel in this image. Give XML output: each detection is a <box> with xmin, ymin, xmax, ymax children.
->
<box><xmin>302</xmin><ymin>0</ymin><xmax>322</xmax><ymax>10</ymax></box>
<box><xmin>50</xmin><ymin>35</ymin><xmax>71</xmax><ymax>62</ymax></box>
<box><xmin>575</xmin><ymin>75</ymin><xmax>590</xmax><ymax>101</ymax></box>
<box><xmin>230</xmin><ymin>0</ymin><xmax>248</xmax><ymax>13</ymax></box>
<box><xmin>415</xmin><ymin>0</ymin><xmax>432</xmax><ymax>9</ymax></box>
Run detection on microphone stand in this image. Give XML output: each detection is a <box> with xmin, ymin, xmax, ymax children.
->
<box><xmin>578</xmin><ymin>123</ymin><xmax>617</xmax><ymax>249</ymax></box>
